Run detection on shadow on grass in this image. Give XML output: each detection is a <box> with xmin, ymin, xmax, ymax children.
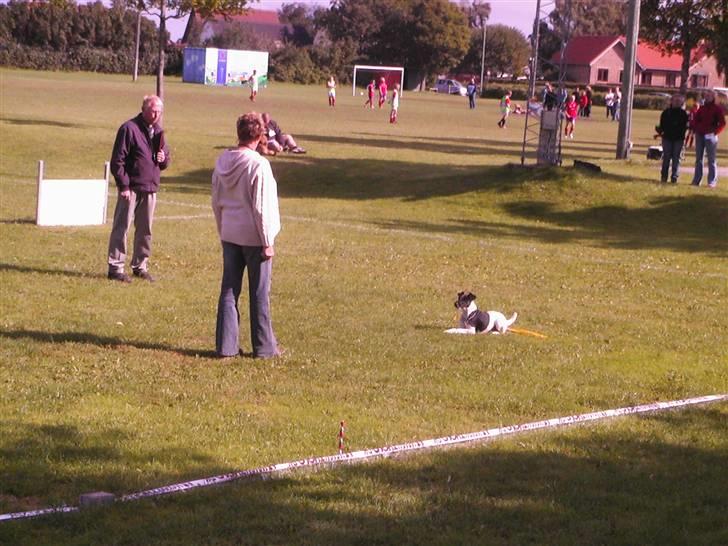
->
<box><xmin>367</xmin><ymin>192</ymin><xmax>728</xmax><ymax>255</ymax></box>
<box><xmin>0</xmin><ymin>117</ymin><xmax>88</xmax><ymax>129</ymax></box>
<box><xmin>164</xmin><ymin>146</ymin><xmax>656</xmax><ymax>203</ymax></box>
<box><xmin>0</xmin><ymin>328</ymin><xmax>218</xmax><ymax>359</ymax></box>
<box><xmin>501</xmin><ymin>194</ymin><xmax>728</xmax><ymax>255</ymax></box>
<box><xmin>164</xmin><ymin>161</ymin><xmax>578</xmax><ymax>202</ymax></box>
<box><xmin>0</xmin><ymin>263</ymin><xmax>102</xmax><ymax>279</ymax></box>
<box><xmin>2</xmin><ymin>407</ymin><xmax>725</xmax><ymax>544</ymax></box>
<box><xmin>0</xmin><ymin>219</ymin><xmax>35</xmax><ymax>225</ymax></box>
<box><xmin>0</xmin><ymin>421</ymin><xmax>218</xmax><ymax>513</ymax></box>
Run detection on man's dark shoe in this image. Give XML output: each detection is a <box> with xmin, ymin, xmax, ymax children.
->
<box><xmin>133</xmin><ymin>270</ymin><xmax>155</xmax><ymax>282</ymax></box>
<box><xmin>108</xmin><ymin>270</ymin><xmax>132</xmax><ymax>283</ymax></box>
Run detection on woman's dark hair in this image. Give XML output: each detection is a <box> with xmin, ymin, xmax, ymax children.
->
<box><xmin>236</xmin><ymin>112</ymin><xmax>265</xmax><ymax>144</ymax></box>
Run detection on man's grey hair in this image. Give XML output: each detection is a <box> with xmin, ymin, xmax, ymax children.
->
<box><xmin>142</xmin><ymin>95</ymin><xmax>163</xmax><ymax>110</ymax></box>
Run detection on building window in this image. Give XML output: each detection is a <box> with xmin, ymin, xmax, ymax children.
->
<box><xmin>691</xmin><ymin>74</ymin><xmax>708</xmax><ymax>88</ymax></box>
<box><xmin>666</xmin><ymin>73</ymin><xmax>677</xmax><ymax>87</ymax></box>
<box><xmin>641</xmin><ymin>72</ymin><xmax>652</xmax><ymax>85</ymax></box>
<box><xmin>619</xmin><ymin>70</ymin><xmax>623</xmax><ymax>83</ymax></box>
<box><xmin>597</xmin><ymin>68</ymin><xmax>609</xmax><ymax>82</ymax></box>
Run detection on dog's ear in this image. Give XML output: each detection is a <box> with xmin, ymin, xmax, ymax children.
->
<box><xmin>470</xmin><ymin>293</ymin><xmax>476</xmax><ymax>301</ymax></box>
<box><xmin>457</xmin><ymin>291</ymin><xmax>464</xmax><ymax>298</ymax></box>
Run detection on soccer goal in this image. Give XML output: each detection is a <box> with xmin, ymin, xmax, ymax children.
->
<box><xmin>352</xmin><ymin>65</ymin><xmax>404</xmax><ymax>96</ymax></box>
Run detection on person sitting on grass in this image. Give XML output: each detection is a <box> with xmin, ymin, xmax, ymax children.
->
<box><xmin>261</xmin><ymin>113</ymin><xmax>306</xmax><ymax>154</ymax></box>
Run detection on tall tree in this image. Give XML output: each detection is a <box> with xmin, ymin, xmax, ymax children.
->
<box><xmin>705</xmin><ymin>0</ymin><xmax>727</xmax><ymax>79</ymax></box>
<box><xmin>458</xmin><ymin>0</ymin><xmax>490</xmax><ymax>83</ymax></box>
<box><xmin>549</xmin><ymin>0</ymin><xmax>625</xmax><ymax>39</ymax></box>
<box><xmin>393</xmin><ymin>0</ymin><xmax>470</xmax><ymax>88</ymax></box>
<box><xmin>483</xmin><ymin>24</ymin><xmax>529</xmax><ymax>78</ymax></box>
<box><xmin>640</xmin><ymin>0</ymin><xmax>722</xmax><ymax>92</ymax></box>
<box><xmin>459</xmin><ymin>0</ymin><xmax>490</xmax><ymax>29</ymax></box>
<box><xmin>279</xmin><ymin>2</ymin><xmax>317</xmax><ymax>46</ymax></box>
<box><xmin>323</xmin><ymin>0</ymin><xmax>469</xmax><ymax>88</ymax></box>
<box><xmin>128</xmin><ymin>0</ymin><xmax>251</xmax><ymax>100</ymax></box>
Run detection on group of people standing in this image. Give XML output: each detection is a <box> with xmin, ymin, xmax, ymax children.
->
<box><xmin>603</xmin><ymin>87</ymin><xmax>622</xmax><ymax>121</ymax></box>
<box><xmin>655</xmin><ymin>90</ymin><xmax>725</xmax><ymax>187</ymax></box>
<box><xmin>363</xmin><ymin>77</ymin><xmax>400</xmax><ymax>123</ymax></box>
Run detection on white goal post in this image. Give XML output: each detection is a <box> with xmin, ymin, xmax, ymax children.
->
<box><xmin>352</xmin><ymin>64</ymin><xmax>405</xmax><ymax>96</ymax></box>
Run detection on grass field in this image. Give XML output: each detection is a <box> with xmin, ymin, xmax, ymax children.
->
<box><xmin>1</xmin><ymin>68</ymin><xmax>727</xmax><ymax>545</ymax></box>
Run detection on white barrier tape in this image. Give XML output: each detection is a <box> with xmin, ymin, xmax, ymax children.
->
<box><xmin>0</xmin><ymin>506</ymin><xmax>78</xmax><ymax>522</ymax></box>
<box><xmin>119</xmin><ymin>394</ymin><xmax>726</xmax><ymax>503</ymax></box>
<box><xmin>2</xmin><ymin>393</ymin><xmax>725</xmax><ymax>522</ymax></box>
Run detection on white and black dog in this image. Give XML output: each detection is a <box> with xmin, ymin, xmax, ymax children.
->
<box><xmin>445</xmin><ymin>291</ymin><xmax>517</xmax><ymax>335</ymax></box>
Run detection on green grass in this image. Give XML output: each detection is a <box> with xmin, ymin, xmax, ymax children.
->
<box><xmin>1</xmin><ymin>68</ymin><xmax>727</xmax><ymax>545</ymax></box>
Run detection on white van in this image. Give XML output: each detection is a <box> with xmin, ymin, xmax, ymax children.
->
<box><xmin>435</xmin><ymin>79</ymin><xmax>467</xmax><ymax>96</ymax></box>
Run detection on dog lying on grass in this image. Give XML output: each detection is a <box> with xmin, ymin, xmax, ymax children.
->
<box><xmin>444</xmin><ymin>291</ymin><xmax>518</xmax><ymax>335</ymax></box>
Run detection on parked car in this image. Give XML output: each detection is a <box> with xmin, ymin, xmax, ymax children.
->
<box><xmin>435</xmin><ymin>79</ymin><xmax>467</xmax><ymax>96</ymax></box>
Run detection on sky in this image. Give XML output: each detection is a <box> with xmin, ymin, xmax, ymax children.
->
<box><xmin>162</xmin><ymin>0</ymin><xmax>541</xmax><ymax>42</ymax></box>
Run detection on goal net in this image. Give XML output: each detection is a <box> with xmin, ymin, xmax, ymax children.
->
<box><xmin>352</xmin><ymin>65</ymin><xmax>404</xmax><ymax>96</ymax></box>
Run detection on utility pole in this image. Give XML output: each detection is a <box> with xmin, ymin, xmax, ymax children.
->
<box><xmin>133</xmin><ymin>8</ymin><xmax>142</xmax><ymax>82</ymax></box>
<box><xmin>616</xmin><ymin>0</ymin><xmax>640</xmax><ymax>159</ymax></box>
<box><xmin>527</xmin><ymin>0</ymin><xmax>541</xmax><ymax>100</ymax></box>
<box><xmin>479</xmin><ymin>23</ymin><xmax>487</xmax><ymax>87</ymax></box>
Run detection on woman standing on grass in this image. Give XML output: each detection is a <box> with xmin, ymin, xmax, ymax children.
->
<box><xmin>212</xmin><ymin>112</ymin><xmax>282</xmax><ymax>359</ymax></box>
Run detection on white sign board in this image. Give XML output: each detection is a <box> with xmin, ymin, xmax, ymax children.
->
<box><xmin>36</xmin><ymin>160</ymin><xmax>109</xmax><ymax>226</ymax></box>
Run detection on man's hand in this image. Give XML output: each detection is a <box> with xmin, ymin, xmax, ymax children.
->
<box><xmin>156</xmin><ymin>150</ymin><xmax>166</xmax><ymax>163</ymax></box>
<box><xmin>120</xmin><ymin>189</ymin><xmax>131</xmax><ymax>200</ymax></box>
<box><xmin>262</xmin><ymin>246</ymin><xmax>275</xmax><ymax>260</ymax></box>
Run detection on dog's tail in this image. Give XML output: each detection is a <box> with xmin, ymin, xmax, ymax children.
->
<box><xmin>505</xmin><ymin>312</ymin><xmax>518</xmax><ymax>327</ymax></box>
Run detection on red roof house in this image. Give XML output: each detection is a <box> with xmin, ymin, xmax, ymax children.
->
<box><xmin>182</xmin><ymin>9</ymin><xmax>289</xmax><ymax>49</ymax></box>
<box><xmin>552</xmin><ymin>35</ymin><xmax>724</xmax><ymax>89</ymax></box>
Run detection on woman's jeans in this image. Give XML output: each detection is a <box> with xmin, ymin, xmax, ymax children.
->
<box><xmin>692</xmin><ymin>132</ymin><xmax>719</xmax><ymax>186</ymax></box>
<box><xmin>216</xmin><ymin>241</ymin><xmax>277</xmax><ymax>357</ymax></box>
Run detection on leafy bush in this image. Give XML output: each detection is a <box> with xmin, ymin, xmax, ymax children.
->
<box><xmin>481</xmin><ymin>83</ymin><xmax>530</xmax><ymax>101</ymax></box>
<box><xmin>269</xmin><ymin>46</ymin><xmax>325</xmax><ymax>84</ymax></box>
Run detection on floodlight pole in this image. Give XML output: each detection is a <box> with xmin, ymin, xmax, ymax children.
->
<box><xmin>616</xmin><ymin>0</ymin><xmax>640</xmax><ymax>159</ymax></box>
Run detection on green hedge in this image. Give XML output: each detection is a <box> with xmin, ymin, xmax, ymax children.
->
<box><xmin>0</xmin><ymin>42</ymin><xmax>182</xmax><ymax>75</ymax></box>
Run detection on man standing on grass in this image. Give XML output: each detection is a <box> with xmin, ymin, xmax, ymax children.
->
<box><xmin>466</xmin><ymin>78</ymin><xmax>477</xmax><ymax>109</ymax></box>
<box><xmin>107</xmin><ymin>95</ymin><xmax>169</xmax><ymax>283</ymax></box>
<box><xmin>655</xmin><ymin>94</ymin><xmax>689</xmax><ymax>184</ymax></box>
<box><xmin>691</xmin><ymin>90</ymin><xmax>726</xmax><ymax>188</ymax></box>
